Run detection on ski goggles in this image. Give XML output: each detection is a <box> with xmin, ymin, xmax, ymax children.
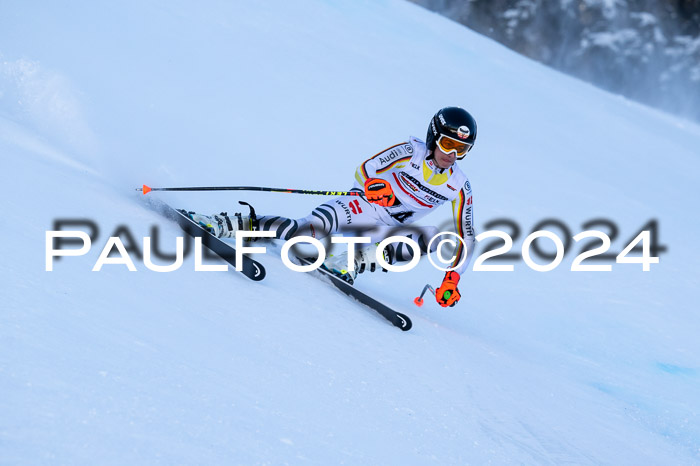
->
<box><xmin>437</xmin><ymin>134</ymin><xmax>472</xmax><ymax>159</ymax></box>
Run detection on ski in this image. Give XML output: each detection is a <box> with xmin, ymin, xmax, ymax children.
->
<box><xmin>296</xmin><ymin>257</ymin><xmax>412</xmax><ymax>331</ymax></box>
<box><xmin>147</xmin><ymin>199</ymin><xmax>266</xmax><ymax>281</ymax></box>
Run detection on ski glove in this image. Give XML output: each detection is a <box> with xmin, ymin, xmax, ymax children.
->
<box><xmin>436</xmin><ymin>271</ymin><xmax>461</xmax><ymax>307</ymax></box>
<box><xmin>364</xmin><ymin>178</ymin><xmax>396</xmax><ymax>207</ymax></box>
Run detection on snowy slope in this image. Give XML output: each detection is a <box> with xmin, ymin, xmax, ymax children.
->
<box><xmin>1</xmin><ymin>0</ymin><xmax>699</xmax><ymax>463</ymax></box>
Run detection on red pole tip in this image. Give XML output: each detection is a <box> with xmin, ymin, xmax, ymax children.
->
<box><xmin>414</xmin><ymin>297</ymin><xmax>424</xmax><ymax>307</ymax></box>
<box><xmin>142</xmin><ymin>184</ymin><xmax>152</xmax><ymax>195</ymax></box>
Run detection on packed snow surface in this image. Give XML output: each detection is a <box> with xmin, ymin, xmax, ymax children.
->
<box><xmin>1</xmin><ymin>1</ymin><xmax>699</xmax><ymax>463</ymax></box>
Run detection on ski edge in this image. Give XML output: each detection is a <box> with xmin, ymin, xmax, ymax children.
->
<box><xmin>297</xmin><ymin>257</ymin><xmax>412</xmax><ymax>331</ymax></box>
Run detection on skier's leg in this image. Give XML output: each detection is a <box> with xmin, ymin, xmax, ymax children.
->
<box><xmin>366</xmin><ymin>225</ymin><xmax>440</xmax><ymax>262</ymax></box>
<box><xmin>245</xmin><ymin>195</ymin><xmax>383</xmax><ymax>241</ymax></box>
<box><xmin>182</xmin><ymin>195</ymin><xmax>382</xmax><ymax>240</ymax></box>
<box><xmin>293</xmin><ymin>196</ymin><xmax>385</xmax><ymax>239</ymax></box>
<box><xmin>321</xmin><ymin>224</ymin><xmax>443</xmax><ymax>282</ymax></box>
<box><xmin>182</xmin><ymin>208</ymin><xmax>299</xmax><ymax>239</ymax></box>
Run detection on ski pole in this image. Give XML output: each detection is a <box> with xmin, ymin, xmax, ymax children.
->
<box><xmin>414</xmin><ymin>284</ymin><xmax>436</xmax><ymax>307</ymax></box>
<box><xmin>137</xmin><ymin>184</ymin><xmax>362</xmax><ymax>197</ymax></box>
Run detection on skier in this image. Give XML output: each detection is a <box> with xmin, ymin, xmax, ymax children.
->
<box><xmin>185</xmin><ymin>107</ymin><xmax>477</xmax><ymax>307</ymax></box>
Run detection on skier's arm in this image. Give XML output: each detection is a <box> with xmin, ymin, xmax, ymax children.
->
<box><xmin>436</xmin><ymin>183</ymin><xmax>475</xmax><ymax>307</ymax></box>
<box><xmin>450</xmin><ymin>183</ymin><xmax>475</xmax><ymax>276</ymax></box>
<box><xmin>354</xmin><ymin>143</ymin><xmax>412</xmax><ymax>187</ymax></box>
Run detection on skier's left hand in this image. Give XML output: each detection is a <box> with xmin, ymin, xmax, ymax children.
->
<box><xmin>436</xmin><ymin>271</ymin><xmax>461</xmax><ymax>307</ymax></box>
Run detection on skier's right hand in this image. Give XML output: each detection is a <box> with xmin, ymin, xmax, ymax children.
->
<box><xmin>436</xmin><ymin>271</ymin><xmax>461</xmax><ymax>307</ymax></box>
<box><xmin>364</xmin><ymin>178</ymin><xmax>396</xmax><ymax>207</ymax></box>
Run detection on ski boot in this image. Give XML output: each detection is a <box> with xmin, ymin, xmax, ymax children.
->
<box><xmin>321</xmin><ymin>243</ymin><xmax>393</xmax><ymax>285</ymax></box>
<box><xmin>182</xmin><ymin>202</ymin><xmax>259</xmax><ymax>239</ymax></box>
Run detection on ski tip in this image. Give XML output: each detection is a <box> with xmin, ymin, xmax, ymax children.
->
<box><xmin>413</xmin><ymin>297</ymin><xmax>424</xmax><ymax>307</ymax></box>
<box><xmin>142</xmin><ymin>184</ymin><xmax>152</xmax><ymax>195</ymax></box>
<box><xmin>396</xmin><ymin>314</ymin><xmax>412</xmax><ymax>331</ymax></box>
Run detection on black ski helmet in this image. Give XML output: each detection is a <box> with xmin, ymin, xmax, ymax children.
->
<box><xmin>426</xmin><ymin>107</ymin><xmax>477</xmax><ymax>159</ymax></box>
